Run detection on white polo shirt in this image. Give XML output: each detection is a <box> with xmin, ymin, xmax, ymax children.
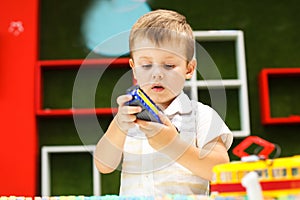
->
<box><xmin>119</xmin><ymin>92</ymin><xmax>233</xmax><ymax>197</ymax></box>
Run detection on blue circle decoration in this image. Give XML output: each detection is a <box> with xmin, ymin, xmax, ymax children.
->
<box><xmin>82</xmin><ymin>0</ymin><xmax>151</xmax><ymax>56</ymax></box>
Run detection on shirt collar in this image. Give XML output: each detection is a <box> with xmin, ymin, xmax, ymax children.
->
<box><xmin>163</xmin><ymin>92</ymin><xmax>193</xmax><ymax>116</ymax></box>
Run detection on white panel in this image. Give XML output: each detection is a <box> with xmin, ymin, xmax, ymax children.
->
<box><xmin>41</xmin><ymin>145</ymin><xmax>101</xmax><ymax>196</ymax></box>
<box><xmin>187</xmin><ymin>30</ymin><xmax>250</xmax><ymax>137</ymax></box>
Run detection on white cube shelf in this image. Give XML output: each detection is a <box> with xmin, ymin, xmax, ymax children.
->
<box><xmin>185</xmin><ymin>30</ymin><xmax>250</xmax><ymax>137</ymax></box>
<box><xmin>41</xmin><ymin>145</ymin><xmax>100</xmax><ymax>196</ymax></box>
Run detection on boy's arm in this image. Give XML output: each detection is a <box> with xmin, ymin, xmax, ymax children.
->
<box><xmin>165</xmin><ymin>136</ymin><xmax>229</xmax><ymax>181</ymax></box>
<box><xmin>137</xmin><ymin>113</ymin><xmax>230</xmax><ymax>181</ymax></box>
<box><xmin>94</xmin><ymin>117</ymin><xmax>127</xmax><ymax>174</ymax></box>
<box><xmin>94</xmin><ymin>94</ymin><xmax>141</xmax><ymax>174</ymax></box>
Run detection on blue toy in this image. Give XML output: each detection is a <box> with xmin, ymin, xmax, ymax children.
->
<box><xmin>126</xmin><ymin>85</ymin><xmax>162</xmax><ymax>123</ymax></box>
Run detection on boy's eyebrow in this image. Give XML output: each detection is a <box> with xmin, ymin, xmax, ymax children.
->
<box><xmin>164</xmin><ymin>55</ymin><xmax>178</xmax><ymax>59</ymax></box>
<box><xmin>135</xmin><ymin>56</ymin><xmax>152</xmax><ymax>61</ymax></box>
<box><xmin>138</xmin><ymin>55</ymin><xmax>177</xmax><ymax>60</ymax></box>
<box><xmin>134</xmin><ymin>54</ymin><xmax>183</xmax><ymax>62</ymax></box>
<box><xmin>139</xmin><ymin>56</ymin><xmax>152</xmax><ymax>59</ymax></box>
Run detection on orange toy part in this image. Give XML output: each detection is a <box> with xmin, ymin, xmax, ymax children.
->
<box><xmin>233</xmin><ymin>136</ymin><xmax>275</xmax><ymax>159</ymax></box>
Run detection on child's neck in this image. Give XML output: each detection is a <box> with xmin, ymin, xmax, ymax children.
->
<box><xmin>157</xmin><ymin>96</ymin><xmax>177</xmax><ymax>110</ymax></box>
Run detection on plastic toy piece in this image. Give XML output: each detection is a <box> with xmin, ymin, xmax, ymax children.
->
<box><xmin>232</xmin><ymin>136</ymin><xmax>275</xmax><ymax>159</ymax></box>
<box><xmin>211</xmin><ymin>154</ymin><xmax>300</xmax><ymax>198</ymax></box>
<box><xmin>126</xmin><ymin>85</ymin><xmax>162</xmax><ymax>123</ymax></box>
<box><xmin>241</xmin><ymin>171</ymin><xmax>263</xmax><ymax>200</ymax></box>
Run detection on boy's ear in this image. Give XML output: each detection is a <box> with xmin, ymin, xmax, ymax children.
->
<box><xmin>129</xmin><ymin>58</ymin><xmax>134</xmax><ymax>68</ymax></box>
<box><xmin>186</xmin><ymin>59</ymin><xmax>196</xmax><ymax>79</ymax></box>
<box><xmin>129</xmin><ymin>58</ymin><xmax>137</xmax><ymax>79</ymax></box>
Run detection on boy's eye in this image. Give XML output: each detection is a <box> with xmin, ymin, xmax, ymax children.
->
<box><xmin>164</xmin><ymin>64</ymin><xmax>175</xmax><ymax>69</ymax></box>
<box><xmin>141</xmin><ymin>64</ymin><xmax>152</xmax><ymax>68</ymax></box>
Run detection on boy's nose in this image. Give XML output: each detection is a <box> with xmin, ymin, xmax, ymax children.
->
<box><xmin>152</xmin><ymin>66</ymin><xmax>164</xmax><ymax>80</ymax></box>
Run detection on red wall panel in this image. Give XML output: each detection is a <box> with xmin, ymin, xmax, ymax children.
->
<box><xmin>0</xmin><ymin>0</ymin><xmax>38</xmax><ymax>196</ymax></box>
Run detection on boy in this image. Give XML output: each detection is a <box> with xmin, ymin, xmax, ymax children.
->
<box><xmin>94</xmin><ymin>9</ymin><xmax>233</xmax><ymax>196</ymax></box>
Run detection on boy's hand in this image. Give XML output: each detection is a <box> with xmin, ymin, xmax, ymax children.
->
<box><xmin>136</xmin><ymin>112</ymin><xmax>179</xmax><ymax>151</ymax></box>
<box><xmin>115</xmin><ymin>94</ymin><xmax>142</xmax><ymax>133</ymax></box>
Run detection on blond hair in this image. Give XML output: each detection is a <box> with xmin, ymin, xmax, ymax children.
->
<box><xmin>129</xmin><ymin>9</ymin><xmax>195</xmax><ymax>61</ymax></box>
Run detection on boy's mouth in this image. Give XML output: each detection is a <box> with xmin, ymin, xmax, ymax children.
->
<box><xmin>151</xmin><ymin>84</ymin><xmax>164</xmax><ymax>92</ymax></box>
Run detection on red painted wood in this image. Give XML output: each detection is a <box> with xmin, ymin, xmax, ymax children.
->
<box><xmin>37</xmin><ymin>58</ymin><xmax>130</xmax><ymax>69</ymax></box>
<box><xmin>0</xmin><ymin>0</ymin><xmax>38</xmax><ymax>196</ymax></box>
<box><xmin>36</xmin><ymin>58</ymin><xmax>130</xmax><ymax>116</ymax></box>
<box><xmin>259</xmin><ymin>68</ymin><xmax>300</xmax><ymax>125</ymax></box>
<box><xmin>36</xmin><ymin>108</ymin><xmax>118</xmax><ymax>117</ymax></box>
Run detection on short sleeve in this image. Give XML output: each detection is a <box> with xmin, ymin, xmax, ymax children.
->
<box><xmin>195</xmin><ymin>102</ymin><xmax>233</xmax><ymax>150</ymax></box>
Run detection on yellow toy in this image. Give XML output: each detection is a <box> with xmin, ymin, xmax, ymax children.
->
<box><xmin>210</xmin><ymin>136</ymin><xmax>300</xmax><ymax>198</ymax></box>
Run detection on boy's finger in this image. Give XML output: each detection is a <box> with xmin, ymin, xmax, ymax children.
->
<box><xmin>116</xmin><ymin>94</ymin><xmax>133</xmax><ymax>105</ymax></box>
<box><xmin>119</xmin><ymin>106</ymin><xmax>142</xmax><ymax>115</ymax></box>
<box><xmin>158</xmin><ymin>112</ymin><xmax>172</xmax><ymax>126</ymax></box>
<box><xmin>136</xmin><ymin>119</ymin><xmax>163</xmax><ymax>132</ymax></box>
<box><xmin>136</xmin><ymin>119</ymin><xmax>151</xmax><ymax>128</ymax></box>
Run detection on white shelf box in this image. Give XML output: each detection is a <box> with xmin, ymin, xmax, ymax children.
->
<box><xmin>41</xmin><ymin>145</ymin><xmax>101</xmax><ymax>196</ymax></box>
<box><xmin>185</xmin><ymin>30</ymin><xmax>250</xmax><ymax>137</ymax></box>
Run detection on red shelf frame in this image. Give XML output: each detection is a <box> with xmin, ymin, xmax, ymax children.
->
<box><xmin>0</xmin><ymin>0</ymin><xmax>38</xmax><ymax>195</ymax></box>
<box><xmin>259</xmin><ymin>68</ymin><xmax>300</xmax><ymax>125</ymax></box>
<box><xmin>36</xmin><ymin>58</ymin><xmax>130</xmax><ymax>117</ymax></box>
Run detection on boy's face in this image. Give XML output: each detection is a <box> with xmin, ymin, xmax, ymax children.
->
<box><xmin>130</xmin><ymin>40</ymin><xmax>195</xmax><ymax>109</ymax></box>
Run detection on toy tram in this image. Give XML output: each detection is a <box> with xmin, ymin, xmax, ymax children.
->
<box><xmin>211</xmin><ymin>155</ymin><xmax>300</xmax><ymax>197</ymax></box>
<box><xmin>210</xmin><ymin>136</ymin><xmax>300</xmax><ymax>198</ymax></box>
